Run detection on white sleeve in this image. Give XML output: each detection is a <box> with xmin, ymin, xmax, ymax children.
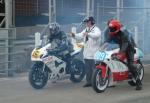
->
<box><xmin>88</xmin><ymin>27</ymin><xmax>101</xmax><ymax>39</ymax></box>
<box><xmin>74</xmin><ymin>29</ymin><xmax>86</xmax><ymax>40</ymax></box>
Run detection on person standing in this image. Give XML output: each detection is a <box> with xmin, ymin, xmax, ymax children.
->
<box><xmin>71</xmin><ymin>17</ymin><xmax>101</xmax><ymax>87</ymax></box>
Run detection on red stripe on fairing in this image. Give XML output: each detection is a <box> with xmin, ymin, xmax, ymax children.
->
<box><xmin>96</xmin><ymin>65</ymin><xmax>106</xmax><ymax>78</ymax></box>
<box><xmin>113</xmin><ymin>71</ymin><xmax>129</xmax><ymax>81</ymax></box>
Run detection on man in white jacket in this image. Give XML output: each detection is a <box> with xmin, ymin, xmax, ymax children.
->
<box><xmin>71</xmin><ymin>17</ymin><xmax>101</xmax><ymax>87</ymax></box>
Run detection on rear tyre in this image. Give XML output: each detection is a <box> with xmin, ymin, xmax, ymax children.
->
<box><xmin>70</xmin><ymin>59</ymin><xmax>85</xmax><ymax>83</ymax></box>
<box><xmin>128</xmin><ymin>61</ymin><xmax>144</xmax><ymax>86</ymax></box>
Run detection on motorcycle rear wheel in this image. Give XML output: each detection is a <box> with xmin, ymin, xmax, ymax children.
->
<box><xmin>128</xmin><ymin>61</ymin><xmax>144</xmax><ymax>86</ymax></box>
<box><xmin>70</xmin><ymin>59</ymin><xmax>85</xmax><ymax>83</ymax></box>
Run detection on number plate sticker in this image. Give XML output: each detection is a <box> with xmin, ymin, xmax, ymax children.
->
<box><xmin>94</xmin><ymin>51</ymin><xmax>106</xmax><ymax>61</ymax></box>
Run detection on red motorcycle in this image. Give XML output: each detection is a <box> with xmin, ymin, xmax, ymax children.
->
<box><xmin>92</xmin><ymin>43</ymin><xmax>144</xmax><ymax>93</ymax></box>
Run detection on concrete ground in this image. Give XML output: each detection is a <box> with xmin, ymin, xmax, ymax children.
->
<box><xmin>0</xmin><ymin>65</ymin><xmax>150</xmax><ymax>103</ymax></box>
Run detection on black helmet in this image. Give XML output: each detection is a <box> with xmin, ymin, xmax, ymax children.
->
<box><xmin>49</xmin><ymin>23</ymin><xmax>60</xmax><ymax>35</ymax></box>
<box><xmin>83</xmin><ymin>16</ymin><xmax>95</xmax><ymax>25</ymax></box>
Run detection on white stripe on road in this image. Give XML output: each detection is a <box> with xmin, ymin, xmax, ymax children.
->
<box><xmin>143</xmin><ymin>64</ymin><xmax>150</xmax><ymax>67</ymax></box>
<box><xmin>0</xmin><ymin>77</ymin><xmax>27</xmax><ymax>82</ymax></box>
<box><xmin>0</xmin><ymin>78</ymin><xmax>10</xmax><ymax>81</ymax></box>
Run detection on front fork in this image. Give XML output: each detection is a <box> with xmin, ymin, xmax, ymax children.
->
<box><xmin>42</xmin><ymin>63</ymin><xmax>46</xmax><ymax>72</ymax></box>
<box><xmin>96</xmin><ymin>64</ymin><xmax>108</xmax><ymax>79</ymax></box>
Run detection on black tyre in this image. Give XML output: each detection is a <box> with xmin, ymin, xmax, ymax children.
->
<box><xmin>29</xmin><ymin>62</ymin><xmax>48</xmax><ymax>89</ymax></box>
<box><xmin>92</xmin><ymin>68</ymin><xmax>109</xmax><ymax>93</ymax></box>
<box><xmin>128</xmin><ymin>61</ymin><xmax>144</xmax><ymax>86</ymax></box>
<box><xmin>70</xmin><ymin>59</ymin><xmax>85</xmax><ymax>83</ymax></box>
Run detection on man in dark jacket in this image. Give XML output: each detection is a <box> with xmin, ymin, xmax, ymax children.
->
<box><xmin>105</xmin><ymin>19</ymin><xmax>142</xmax><ymax>90</ymax></box>
<box><xmin>48</xmin><ymin>23</ymin><xmax>73</xmax><ymax>73</ymax></box>
<box><xmin>48</xmin><ymin>23</ymin><xmax>73</xmax><ymax>55</ymax></box>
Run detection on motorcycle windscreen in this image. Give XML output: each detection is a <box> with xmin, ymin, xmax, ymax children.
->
<box><xmin>99</xmin><ymin>43</ymin><xmax>119</xmax><ymax>51</ymax></box>
<box><xmin>94</xmin><ymin>43</ymin><xmax>119</xmax><ymax>61</ymax></box>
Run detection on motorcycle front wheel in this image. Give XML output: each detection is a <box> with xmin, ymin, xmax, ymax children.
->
<box><xmin>29</xmin><ymin>62</ymin><xmax>48</xmax><ymax>89</ymax></box>
<box><xmin>70</xmin><ymin>59</ymin><xmax>85</xmax><ymax>83</ymax></box>
<box><xmin>92</xmin><ymin>68</ymin><xmax>109</xmax><ymax>93</ymax></box>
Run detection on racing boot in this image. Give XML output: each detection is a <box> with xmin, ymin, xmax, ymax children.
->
<box><xmin>135</xmin><ymin>78</ymin><xmax>142</xmax><ymax>90</ymax></box>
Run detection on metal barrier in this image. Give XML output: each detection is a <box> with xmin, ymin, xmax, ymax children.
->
<box><xmin>0</xmin><ymin>36</ymin><xmax>35</xmax><ymax>77</ymax></box>
<box><xmin>0</xmin><ymin>28</ymin><xmax>16</xmax><ymax>76</ymax></box>
<box><xmin>0</xmin><ymin>25</ymin><xmax>50</xmax><ymax>77</ymax></box>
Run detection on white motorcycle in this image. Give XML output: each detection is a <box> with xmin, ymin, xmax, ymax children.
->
<box><xmin>92</xmin><ymin>43</ymin><xmax>144</xmax><ymax>93</ymax></box>
<box><xmin>29</xmin><ymin>38</ymin><xmax>85</xmax><ymax>89</ymax></box>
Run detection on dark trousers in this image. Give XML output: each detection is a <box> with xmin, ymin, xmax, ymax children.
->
<box><xmin>126</xmin><ymin>47</ymin><xmax>139</xmax><ymax>81</ymax></box>
<box><xmin>84</xmin><ymin>59</ymin><xmax>95</xmax><ymax>84</ymax></box>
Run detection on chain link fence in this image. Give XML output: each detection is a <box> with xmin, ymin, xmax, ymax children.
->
<box><xmin>15</xmin><ymin>0</ymin><xmax>49</xmax><ymax>26</ymax></box>
<box><xmin>95</xmin><ymin>0</ymin><xmax>150</xmax><ymax>54</ymax></box>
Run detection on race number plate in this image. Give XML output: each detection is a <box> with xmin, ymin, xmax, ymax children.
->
<box><xmin>94</xmin><ymin>51</ymin><xmax>106</xmax><ymax>61</ymax></box>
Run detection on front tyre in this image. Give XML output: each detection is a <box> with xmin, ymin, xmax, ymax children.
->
<box><xmin>70</xmin><ymin>59</ymin><xmax>85</xmax><ymax>83</ymax></box>
<box><xmin>29</xmin><ymin>62</ymin><xmax>48</xmax><ymax>89</ymax></box>
<box><xmin>92</xmin><ymin>68</ymin><xmax>109</xmax><ymax>93</ymax></box>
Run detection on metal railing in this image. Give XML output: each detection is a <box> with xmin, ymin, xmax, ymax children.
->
<box><xmin>0</xmin><ymin>28</ymin><xmax>16</xmax><ymax>76</ymax></box>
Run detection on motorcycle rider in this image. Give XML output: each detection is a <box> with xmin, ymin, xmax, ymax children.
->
<box><xmin>71</xmin><ymin>17</ymin><xmax>101</xmax><ymax>87</ymax></box>
<box><xmin>103</xmin><ymin>19</ymin><xmax>136</xmax><ymax>46</ymax></box>
<box><xmin>48</xmin><ymin>23</ymin><xmax>73</xmax><ymax>72</ymax></box>
<box><xmin>105</xmin><ymin>19</ymin><xmax>142</xmax><ymax>90</ymax></box>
